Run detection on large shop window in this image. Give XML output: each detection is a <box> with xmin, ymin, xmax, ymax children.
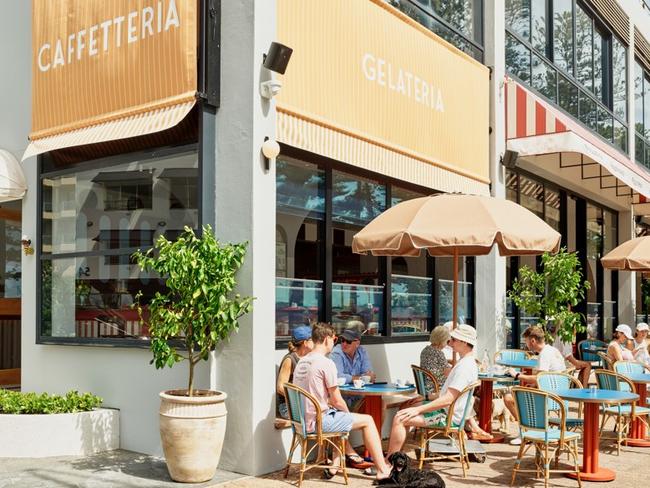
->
<box><xmin>505</xmin><ymin>0</ymin><xmax>628</xmax><ymax>154</ymax></box>
<box><xmin>40</xmin><ymin>147</ymin><xmax>199</xmax><ymax>342</ymax></box>
<box><xmin>275</xmin><ymin>155</ymin><xmax>475</xmax><ymax>345</ymax></box>
<box><xmin>634</xmin><ymin>60</ymin><xmax>650</xmax><ymax>169</ymax></box>
<box><xmin>385</xmin><ymin>0</ymin><xmax>484</xmax><ymax>62</ymax></box>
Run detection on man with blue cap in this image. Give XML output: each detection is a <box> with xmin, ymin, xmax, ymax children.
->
<box><xmin>276</xmin><ymin>325</ymin><xmax>313</xmax><ymax>419</ymax></box>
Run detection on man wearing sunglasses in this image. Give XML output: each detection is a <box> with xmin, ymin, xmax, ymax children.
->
<box><xmin>330</xmin><ymin>327</ymin><xmax>376</xmax><ymax>385</ymax></box>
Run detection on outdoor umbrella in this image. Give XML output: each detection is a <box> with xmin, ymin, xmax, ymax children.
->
<box><xmin>601</xmin><ymin>236</ymin><xmax>650</xmax><ymax>271</ymax></box>
<box><xmin>352</xmin><ymin>193</ymin><xmax>561</xmax><ymax>338</ymax></box>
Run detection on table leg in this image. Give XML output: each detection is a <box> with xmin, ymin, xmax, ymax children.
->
<box><xmin>625</xmin><ymin>383</ymin><xmax>650</xmax><ymax>447</ymax></box>
<box><xmin>478</xmin><ymin>381</ymin><xmax>504</xmax><ymax>443</ymax></box>
<box><xmin>567</xmin><ymin>403</ymin><xmax>615</xmax><ymax>482</ymax></box>
<box><xmin>359</xmin><ymin>396</ymin><xmax>383</xmax><ymax>459</ymax></box>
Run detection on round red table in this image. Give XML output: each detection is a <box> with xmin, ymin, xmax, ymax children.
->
<box><xmin>621</xmin><ymin>372</ymin><xmax>650</xmax><ymax>447</ymax></box>
<box><xmin>477</xmin><ymin>373</ymin><xmax>516</xmax><ymax>443</ymax></box>
<box><xmin>555</xmin><ymin>388</ymin><xmax>638</xmax><ymax>482</ymax></box>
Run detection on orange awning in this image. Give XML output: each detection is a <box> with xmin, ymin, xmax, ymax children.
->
<box><xmin>24</xmin><ymin>0</ymin><xmax>198</xmax><ymax>160</ymax></box>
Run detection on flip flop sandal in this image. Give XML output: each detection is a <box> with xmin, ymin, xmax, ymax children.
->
<box><xmin>363</xmin><ymin>467</ymin><xmax>377</xmax><ymax>476</ymax></box>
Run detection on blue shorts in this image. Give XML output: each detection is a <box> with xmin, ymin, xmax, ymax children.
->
<box><xmin>321</xmin><ymin>408</ymin><xmax>354</xmax><ymax>433</ymax></box>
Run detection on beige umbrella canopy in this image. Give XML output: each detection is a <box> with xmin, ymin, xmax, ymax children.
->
<box><xmin>352</xmin><ymin>194</ymin><xmax>561</xmax><ymax>339</ymax></box>
<box><xmin>601</xmin><ymin>236</ymin><xmax>650</xmax><ymax>271</ymax></box>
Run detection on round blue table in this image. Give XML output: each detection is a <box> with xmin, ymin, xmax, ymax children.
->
<box><xmin>619</xmin><ymin>372</ymin><xmax>650</xmax><ymax>447</ymax></box>
<box><xmin>554</xmin><ymin>388</ymin><xmax>638</xmax><ymax>482</ymax></box>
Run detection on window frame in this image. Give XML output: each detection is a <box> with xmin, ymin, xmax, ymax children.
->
<box><xmin>386</xmin><ymin>0</ymin><xmax>485</xmax><ymax>62</ymax></box>
<box><xmin>505</xmin><ymin>0</ymin><xmax>628</xmax><ymax>155</ymax></box>
<box><xmin>36</xmin><ymin>142</ymin><xmax>202</xmax><ymax>348</ymax></box>
<box><xmin>274</xmin><ymin>145</ymin><xmax>476</xmax><ymax>350</ymax></box>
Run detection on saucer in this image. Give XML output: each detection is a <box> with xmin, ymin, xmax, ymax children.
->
<box><xmin>350</xmin><ymin>386</ymin><xmax>365</xmax><ymax>390</ymax></box>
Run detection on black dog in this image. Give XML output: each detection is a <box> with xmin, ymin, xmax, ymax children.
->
<box><xmin>374</xmin><ymin>451</ymin><xmax>445</xmax><ymax>488</ymax></box>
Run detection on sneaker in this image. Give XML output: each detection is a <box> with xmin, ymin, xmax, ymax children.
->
<box><xmin>509</xmin><ymin>437</ymin><xmax>522</xmax><ymax>445</ymax></box>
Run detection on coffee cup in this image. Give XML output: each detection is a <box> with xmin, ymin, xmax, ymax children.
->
<box><xmin>353</xmin><ymin>379</ymin><xmax>364</xmax><ymax>389</ymax></box>
<box><xmin>337</xmin><ymin>377</ymin><xmax>346</xmax><ymax>386</ymax></box>
<box><xmin>395</xmin><ymin>379</ymin><xmax>404</xmax><ymax>387</ymax></box>
<box><xmin>361</xmin><ymin>375</ymin><xmax>371</xmax><ymax>384</ymax></box>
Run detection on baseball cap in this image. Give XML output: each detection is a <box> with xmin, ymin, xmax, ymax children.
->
<box><xmin>616</xmin><ymin>324</ymin><xmax>633</xmax><ymax>340</ymax></box>
<box><xmin>340</xmin><ymin>329</ymin><xmax>361</xmax><ymax>342</ymax></box>
<box><xmin>292</xmin><ymin>325</ymin><xmax>312</xmax><ymax>342</ymax></box>
<box><xmin>637</xmin><ymin>323</ymin><xmax>650</xmax><ymax>332</ymax></box>
<box><xmin>449</xmin><ymin>324</ymin><xmax>477</xmax><ymax>347</ymax></box>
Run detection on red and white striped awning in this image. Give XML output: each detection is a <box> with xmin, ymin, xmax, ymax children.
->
<box><xmin>505</xmin><ymin>78</ymin><xmax>650</xmax><ymax>200</ymax></box>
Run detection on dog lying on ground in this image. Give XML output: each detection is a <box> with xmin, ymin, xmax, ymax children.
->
<box><xmin>374</xmin><ymin>451</ymin><xmax>445</xmax><ymax>488</ymax></box>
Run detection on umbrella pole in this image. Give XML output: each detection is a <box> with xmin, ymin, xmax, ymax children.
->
<box><xmin>452</xmin><ymin>249</ymin><xmax>458</xmax><ymax>366</ymax></box>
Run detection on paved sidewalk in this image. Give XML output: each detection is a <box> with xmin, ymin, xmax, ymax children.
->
<box><xmin>0</xmin><ymin>449</ymin><xmax>247</xmax><ymax>488</ymax></box>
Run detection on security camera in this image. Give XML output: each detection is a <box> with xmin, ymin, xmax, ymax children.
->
<box><xmin>263</xmin><ymin>42</ymin><xmax>293</xmax><ymax>74</ymax></box>
<box><xmin>260</xmin><ymin>79</ymin><xmax>283</xmax><ymax>99</ymax></box>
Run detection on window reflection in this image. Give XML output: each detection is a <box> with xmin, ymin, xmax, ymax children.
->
<box><xmin>275</xmin><ymin>159</ymin><xmax>324</xmax><ymax>338</ymax></box>
<box><xmin>553</xmin><ymin>0</ymin><xmax>574</xmax><ymax>75</ymax></box>
<box><xmin>39</xmin><ymin>149</ymin><xmax>199</xmax><ymax>340</ymax></box>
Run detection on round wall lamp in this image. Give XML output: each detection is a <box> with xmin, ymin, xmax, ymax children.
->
<box><xmin>261</xmin><ymin>137</ymin><xmax>280</xmax><ymax>171</ymax></box>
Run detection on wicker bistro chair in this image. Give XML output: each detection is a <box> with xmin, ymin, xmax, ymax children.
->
<box><xmin>411</xmin><ymin>364</ymin><xmax>440</xmax><ymax>401</ymax></box>
<box><xmin>614</xmin><ymin>360</ymin><xmax>645</xmax><ymax>376</ymax></box>
<box><xmin>536</xmin><ymin>372</ymin><xmax>584</xmax><ymax>432</ymax></box>
<box><xmin>594</xmin><ymin>370</ymin><xmax>650</xmax><ymax>455</ymax></box>
<box><xmin>283</xmin><ymin>383</ymin><xmax>349</xmax><ymax>487</ymax></box>
<box><xmin>578</xmin><ymin>339</ymin><xmax>607</xmax><ymax>367</ymax></box>
<box><xmin>494</xmin><ymin>349</ymin><xmax>533</xmax><ymax>364</ymax></box>
<box><xmin>510</xmin><ymin>387</ymin><xmax>582</xmax><ymax>488</ymax></box>
<box><xmin>416</xmin><ymin>381</ymin><xmax>480</xmax><ymax>478</ymax></box>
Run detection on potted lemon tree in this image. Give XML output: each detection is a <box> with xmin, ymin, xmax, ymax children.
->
<box><xmin>133</xmin><ymin>225</ymin><xmax>253</xmax><ymax>483</ymax></box>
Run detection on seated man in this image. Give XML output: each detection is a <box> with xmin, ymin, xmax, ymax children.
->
<box><xmin>553</xmin><ymin>333</ymin><xmax>591</xmax><ymax>387</ymax></box>
<box><xmin>504</xmin><ymin>325</ymin><xmax>566</xmax><ymax>445</ymax></box>
<box><xmin>386</xmin><ymin>324</ymin><xmax>479</xmax><ymax>455</ymax></box>
<box><xmin>330</xmin><ymin>328</ymin><xmax>376</xmax><ymax>384</ymax></box>
<box><xmin>293</xmin><ymin>323</ymin><xmax>391</xmax><ymax>480</ymax></box>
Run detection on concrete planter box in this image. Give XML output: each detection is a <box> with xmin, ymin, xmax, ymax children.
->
<box><xmin>0</xmin><ymin>408</ymin><xmax>119</xmax><ymax>458</ymax></box>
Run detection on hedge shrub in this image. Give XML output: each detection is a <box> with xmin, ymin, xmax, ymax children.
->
<box><xmin>0</xmin><ymin>389</ymin><xmax>102</xmax><ymax>414</ymax></box>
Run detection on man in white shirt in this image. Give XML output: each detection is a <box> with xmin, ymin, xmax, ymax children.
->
<box><xmin>553</xmin><ymin>334</ymin><xmax>591</xmax><ymax>387</ymax></box>
<box><xmin>504</xmin><ymin>325</ymin><xmax>566</xmax><ymax>444</ymax></box>
<box><xmin>386</xmin><ymin>324</ymin><xmax>479</xmax><ymax>455</ymax></box>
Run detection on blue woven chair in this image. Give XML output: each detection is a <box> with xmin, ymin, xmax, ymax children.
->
<box><xmin>595</xmin><ymin>369</ymin><xmax>650</xmax><ymax>455</ymax></box>
<box><xmin>614</xmin><ymin>361</ymin><xmax>650</xmax><ymax>405</ymax></box>
<box><xmin>536</xmin><ymin>372</ymin><xmax>584</xmax><ymax>432</ymax></box>
<box><xmin>578</xmin><ymin>339</ymin><xmax>607</xmax><ymax>367</ymax></box>
<box><xmin>283</xmin><ymin>383</ymin><xmax>349</xmax><ymax>487</ymax></box>
<box><xmin>614</xmin><ymin>360</ymin><xmax>645</xmax><ymax>376</ymax></box>
<box><xmin>416</xmin><ymin>381</ymin><xmax>480</xmax><ymax>478</ymax></box>
<box><xmin>511</xmin><ymin>387</ymin><xmax>581</xmax><ymax>488</ymax></box>
<box><xmin>412</xmin><ymin>364</ymin><xmax>440</xmax><ymax>401</ymax></box>
<box><xmin>495</xmin><ymin>349</ymin><xmax>532</xmax><ymax>364</ymax></box>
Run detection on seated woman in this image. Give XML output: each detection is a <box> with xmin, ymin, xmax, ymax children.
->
<box><xmin>420</xmin><ymin>325</ymin><xmax>492</xmax><ymax>441</ymax></box>
<box><xmin>633</xmin><ymin>323</ymin><xmax>650</xmax><ymax>371</ymax></box>
<box><xmin>607</xmin><ymin>324</ymin><xmax>635</xmax><ymax>365</ymax></box>
<box><xmin>276</xmin><ymin>325</ymin><xmax>313</xmax><ymax>419</ymax></box>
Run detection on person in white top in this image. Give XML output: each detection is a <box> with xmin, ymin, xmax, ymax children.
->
<box><xmin>503</xmin><ymin>325</ymin><xmax>566</xmax><ymax>445</ymax></box>
<box><xmin>608</xmin><ymin>324</ymin><xmax>635</xmax><ymax>364</ymax></box>
<box><xmin>386</xmin><ymin>324</ymin><xmax>479</xmax><ymax>456</ymax></box>
<box><xmin>633</xmin><ymin>323</ymin><xmax>650</xmax><ymax>370</ymax></box>
<box><xmin>552</xmin><ymin>334</ymin><xmax>591</xmax><ymax>387</ymax></box>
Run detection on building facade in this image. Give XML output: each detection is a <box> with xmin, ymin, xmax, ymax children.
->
<box><xmin>4</xmin><ymin>0</ymin><xmax>650</xmax><ymax>477</ymax></box>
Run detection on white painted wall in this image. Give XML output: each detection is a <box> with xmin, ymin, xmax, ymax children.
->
<box><xmin>7</xmin><ymin>0</ymin><xmax>212</xmax><ymax>458</ymax></box>
<box><xmin>211</xmin><ymin>0</ymin><xmax>278</xmax><ymax>477</ymax></box>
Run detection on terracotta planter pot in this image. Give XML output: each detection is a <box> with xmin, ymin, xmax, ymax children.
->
<box><xmin>159</xmin><ymin>389</ymin><xmax>228</xmax><ymax>483</ymax></box>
